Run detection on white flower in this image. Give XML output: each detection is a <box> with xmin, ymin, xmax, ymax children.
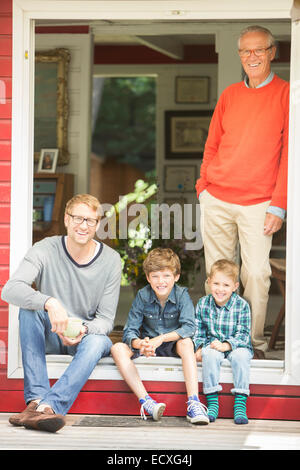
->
<box><xmin>143</xmin><ymin>239</ymin><xmax>152</xmax><ymax>253</ymax></box>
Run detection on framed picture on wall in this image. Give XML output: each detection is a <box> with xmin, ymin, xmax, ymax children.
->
<box><xmin>37</xmin><ymin>148</ymin><xmax>59</xmax><ymax>173</ymax></box>
<box><xmin>164</xmin><ymin>165</ymin><xmax>197</xmax><ymax>192</ymax></box>
<box><xmin>165</xmin><ymin>110</ymin><xmax>213</xmax><ymax>159</ymax></box>
<box><xmin>175</xmin><ymin>76</ymin><xmax>210</xmax><ymax>104</ymax></box>
<box><xmin>35</xmin><ymin>48</ymin><xmax>70</xmax><ymax>166</ymax></box>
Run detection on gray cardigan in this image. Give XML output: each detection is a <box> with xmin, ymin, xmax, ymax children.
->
<box><xmin>1</xmin><ymin>236</ymin><xmax>122</xmax><ymax>335</ymax></box>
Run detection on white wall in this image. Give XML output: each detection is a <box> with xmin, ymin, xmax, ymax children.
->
<box><xmin>35</xmin><ymin>33</ymin><xmax>93</xmax><ymax>194</ymax></box>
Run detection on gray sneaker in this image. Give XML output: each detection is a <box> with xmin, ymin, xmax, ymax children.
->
<box><xmin>139</xmin><ymin>395</ymin><xmax>166</xmax><ymax>421</ymax></box>
<box><xmin>187</xmin><ymin>395</ymin><xmax>209</xmax><ymax>425</ymax></box>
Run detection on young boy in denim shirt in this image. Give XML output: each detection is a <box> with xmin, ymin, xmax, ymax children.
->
<box><xmin>194</xmin><ymin>259</ymin><xmax>253</xmax><ymax>424</ymax></box>
<box><xmin>111</xmin><ymin>248</ymin><xmax>209</xmax><ymax>424</ymax></box>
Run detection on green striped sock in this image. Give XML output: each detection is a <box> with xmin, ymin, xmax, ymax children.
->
<box><xmin>234</xmin><ymin>393</ymin><xmax>248</xmax><ymax>424</ymax></box>
<box><xmin>206</xmin><ymin>392</ymin><xmax>219</xmax><ymax>422</ymax></box>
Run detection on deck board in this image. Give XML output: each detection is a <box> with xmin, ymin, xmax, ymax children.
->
<box><xmin>0</xmin><ymin>413</ymin><xmax>299</xmax><ymax>450</ymax></box>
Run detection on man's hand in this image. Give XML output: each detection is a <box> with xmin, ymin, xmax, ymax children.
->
<box><xmin>264</xmin><ymin>213</ymin><xmax>283</xmax><ymax>236</ymax></box>
<box><xmin>45</xmin><ymin>297</ymin><xmax>69</xmax><ymax>334</ymax></box>
<box><xmin>57</xmin><ymin>326</ymin><xmax>86</xmax><ymax>347</ymax></box>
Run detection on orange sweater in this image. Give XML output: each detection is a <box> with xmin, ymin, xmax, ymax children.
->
<box><xmin>195</xmin><ymin>75</ymin><xmax>289</xmax><ymax>209</ymax></box>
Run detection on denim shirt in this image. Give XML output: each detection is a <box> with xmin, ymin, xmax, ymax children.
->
<box><xmin>122</xmin><ymin>284</ymin><xmax>196</xmax><ymax>348</ymax></box>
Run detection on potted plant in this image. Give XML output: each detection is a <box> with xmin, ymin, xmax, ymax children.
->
<box><xmin>104</xmin><ymin>178</ymin><xmax>203</xmax><ymax>292</ymax></box>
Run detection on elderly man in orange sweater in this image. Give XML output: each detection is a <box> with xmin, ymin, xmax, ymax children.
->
<box><xmin>196</xmin><ymin>25</ymin><xmax>289</xmax><ymax>356</ymax></box>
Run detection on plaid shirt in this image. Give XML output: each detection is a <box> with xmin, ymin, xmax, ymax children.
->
<box><xmin>193</xmin><ymin>292</ymin><xmax>253</xmax><ymax>354</ymax></box>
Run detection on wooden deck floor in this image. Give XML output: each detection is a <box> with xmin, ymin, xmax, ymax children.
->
<box><xmin>0</xmin><ymin>413</ymin><xmax>299</xmax><ymax>451</ymax></box>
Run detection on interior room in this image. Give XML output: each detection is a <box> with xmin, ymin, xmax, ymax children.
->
<box><xmin>31</xmin><ymin>18</ymin><xmax>290</xmax><ymax>361</ymax></box>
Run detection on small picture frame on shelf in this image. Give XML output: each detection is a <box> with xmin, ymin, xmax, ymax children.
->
<box><xmin>164</xmin><ymin>165</ymin><xmax>197</xmax><ymax>193</ymax></box>
<box><xmin>37</xmin><ymin>148</ymin><xmax>59</xmax><ymax>173</ymax></box>
<box><xmin>175</xmin><ymin>76</ymin><xmax>210</xmax><ymax>104</ymax></box>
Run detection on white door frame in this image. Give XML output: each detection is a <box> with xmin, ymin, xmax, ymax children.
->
<box><xmin>9</xmin><ymin>0</ymin><xmax>300</xmax><ymax>387</ymax></box>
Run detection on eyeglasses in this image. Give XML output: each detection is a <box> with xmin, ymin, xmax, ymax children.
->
<box><xmin>67</xmin><ymin>213</ymin><xmax>99</xmax><ymax>227</ymax></box>
<box><xmin>238</xmin><ymin>46</ymin><xmax>273</xmax><ymax>58</ymax></box>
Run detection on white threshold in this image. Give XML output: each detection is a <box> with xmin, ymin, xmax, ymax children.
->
<box><xmin>42</xmin><ymin>355</ymin><xmax>285</xmax><ymax>386</ymax></box>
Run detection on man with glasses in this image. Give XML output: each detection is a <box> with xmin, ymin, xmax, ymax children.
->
<box><xmin>196</xmin><ymin>26</ymin><xmax>289</xmax><ymax>357</ymax></box>
<box><xmin>2</xmin><ymin>194</ymin><xmax>122</xmax><ymax>432</ymax></box>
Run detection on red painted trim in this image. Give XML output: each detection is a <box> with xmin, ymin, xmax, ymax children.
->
<box><xmin>0</xmin><ymin>120</ymin><xmax>11</xmax><ymax>139</ymax></box>
<box><xmin>93</xmin><ymin>43</ymin><xmax>290</xmax><ymax>65</ymax></box>
<box><xmin>0</xmin><ymin>308</ymin><xmax>8</xmax><ymax>327</ymax></box>
<box><xmin>0</xmin><ymin>101</ymin><xmax>11</xmax><ymax>120</ymax></box>
<box><xmin>0</xmin><ymin>141</ymin><xmax>11</xmax><ymax>159</ymax></box>
<box><xmin>0</xmin><ymin>226</ymin><xmax>10</xmax><ymax>244</ymax></box>
<box><xmin>35</xmin><ymin>26</ymin><xmax>89</xmax><ymax>35</ymax></box>
<box><xmin>0</xmin><ymin>296</ymin><xmax>9</xmax><ymax>308</ymax></box>
<box><xmin>94</xmin><ymin>44</ymin><xmax>218</xmax><ymax>65</ymax></box>
<box><xmin>0</xmin><ymin>327</ymin><xmax>7</xmax><ymax>343</ymax></box>
<box><xmin>1</xmin><ymin>375</ymin><xmax>299</xmax><ymax>397</ymax></box>
<box><xmin>0</xmin><ymin>371</ymin><xmax>23</xmax><ymax>390</ymax></box>
<box><xmin>0</xmin><ymin>58</ymin><xmax>11</xmax><ymax>77</ymax></box>
<box><xmin>0</xmin><ymin>0</ymin><xmax>12</xmax><ymax>14</ymax></box>
<box><xmin>0</xmin><ymin>18</ymin><xmax>12</xmax><ymax>36</ymax></box>
<box><xmin>0</xmin><ymin>161</ymin><xmax>11</xmax><ymax>180</ymax></box>
<box><xmin>0</xmin><ymin>183</ymin><xmax>10</xmax><ymax>203</ymax></box>
<box><xmin>2</xmin><ymin>390</ymin><xmax>299</xmax><ymax>421</ymax></box>
<box><xmin>0</xmin><ymin>77</ymin><xmax>11</xmax><ymax>100</ymax></box>
<box><xmin>0</xmin><ymin>36</ymin><xmax>12</xmax><ymax>56</ymax></box>
<box><xmin>0</xmin><ymin>391</ymin><xmax>25</xmax><ymax>411</ymax></box>
<box><xmin>69</xmin><ymin>392</ymin><xmax>300</xmax><ymax>421</ymax></box>
<box><xmin>0</xmin><ymin>205</ymin><xmax>10</xmax><ymax>223</ymax></box>
<box><xmin>0</xmin><ymin>266</ymin><xmax>9</xmax><ymax>285</ymax></box>
<box><xmin>1</xmin><ymin>378</ymin><xmax>300</xmax><ymax>420</ymax></box>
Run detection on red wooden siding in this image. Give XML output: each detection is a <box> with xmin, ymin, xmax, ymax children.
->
<box><xmin>1</xmin><ymin>377</ymin><xmax>300</xmax><ymax>421</ymax></box>
<box><xmin>0</xmin><ymin>0</ymin><xmax>11</xmax><ymax>399</ymax></box>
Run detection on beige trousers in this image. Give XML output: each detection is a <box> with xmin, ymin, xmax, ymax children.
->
<box><xmin>200</xmin><ymin>190</ymin><xmax>273</xmax><ymax>351</ymax></box>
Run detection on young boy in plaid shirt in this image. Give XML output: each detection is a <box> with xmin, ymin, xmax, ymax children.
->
<box><xmin>194</xmin><ymin>259</ymin><xmax>253</xmax><ymax>424</ymax></box>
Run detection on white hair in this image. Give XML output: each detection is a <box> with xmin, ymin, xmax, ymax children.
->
<box><xmin>238</xmin><ymin>25</ymin><xmax>276</xmax><ymax>49</ymax></box>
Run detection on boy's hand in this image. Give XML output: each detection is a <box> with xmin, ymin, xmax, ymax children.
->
<box><xmin>140</xmin><ymin>337</ymin><xmax>156</xmax><ymax>357</ymax></box>
<box><xmin>140</xmin><ymin>335</ymin><xmax>165</xmax><ymax>357</ymax></box>
<box><xmin>195</xmin><ymin>347</ymin><xmax>202</xmax><ymax>362</ymax></box>
<box><xmin>210</xmin><ymin>339</ymin><xmax>232</xmax><ymax>352</ymax></box>
<box><xmin>148</xmin><ymin>335</ymin><xmax>165</xmax><ymax>355</ymax></box>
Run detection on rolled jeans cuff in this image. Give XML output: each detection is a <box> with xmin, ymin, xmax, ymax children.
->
<box><xmin>231</xmin><ymin>387</ymin><xmax>250</xmax><ymax>396</ymax></box>
<box><xmin>203</xmin><ymin>384</ymin><xmax>222</xmax><ymax>395</ymax></box>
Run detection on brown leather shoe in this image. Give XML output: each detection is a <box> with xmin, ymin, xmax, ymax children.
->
<box><xmin>9</xmin><ymin>401</ymin><xmax>38</xmax><ymax>426</ymax></box>
<box><xmin>22</xmin><ymin>407</ymin><xmax>66</xmax><ymax>433</ymax></box>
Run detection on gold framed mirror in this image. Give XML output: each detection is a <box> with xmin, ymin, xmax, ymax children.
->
<box><xmin>34</xmin><ymin>48</ymin><xmax>70</xmax><ymax>166</ymax></box>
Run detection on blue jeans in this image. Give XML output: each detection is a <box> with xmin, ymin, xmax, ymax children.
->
<box><xmin>19</xmin><ymin>308</ymin><xmax>112</xmax><ymax>415</ymax></box>
<box><xmin>201</xmin><ymin>345</ymin><xmax>252</xmax><ymax>396</ymax></box>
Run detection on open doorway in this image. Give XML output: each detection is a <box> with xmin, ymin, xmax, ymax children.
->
<box><xmin>90</xmin><ymin>75</ymin><xmax>156</xmax><ymax>206</ymax></box>
<box><xmin>90</xmin><ymin>75</ymin><xmax>157</xmax><ymax>331</ymax></box>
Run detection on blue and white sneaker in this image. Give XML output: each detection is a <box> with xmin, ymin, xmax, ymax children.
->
<box><xmin>187</xmin><ymin>395</ymin><xmax>209</xmax><ymax>425</ymax></box>
<box><xmin>139</xmin><ymin>395</ymin><xmax>166</xmax><ymax>421</ymax></box>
